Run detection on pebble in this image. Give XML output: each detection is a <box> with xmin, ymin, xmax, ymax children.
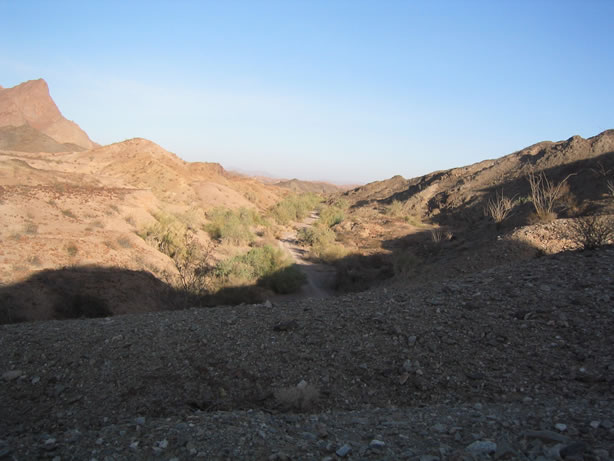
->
<box><xmin>432</xmin><ymin>423</ymin><xmax>447</xmax><ymax>433</ymax></box>
<box><xmin>369</xmin><ymin>439</ymin><xmax>385</xmax><ymax>449</ymax></box>
<box><xmin>2</xmin><ymin>370</ymin><xmax>23</xmax><ymax>381</ymax></box>
<box><xmin>135</xmin><ymin>417</ymin><xmax>146</xmax><ymax>426</ymax></box>
<box><xmin>555</xmin><ymin>423</ymin><xmax>567</xmax><ymax>432</ymax></box>
<box><xmin>336</xmin><ymin>444</ymin><xmax>352</xmax><ymax>457</ymax></box>
<box><xmin>156</xmin><ymin>439</ymin><xmax>168</xmax><ymax>449</ymax></box>
<box><xmin>590</xmin><ymin>420</ymin><xmax>600</xmax><ymax>429</ymax></box>
<box><xmin>466</xmin><ymin>440</ymin><xmax>497</xmax><ymax>454</ymax></box>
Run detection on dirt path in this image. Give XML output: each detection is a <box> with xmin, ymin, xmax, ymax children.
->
<box><xmin>275</xmin><ymin>212</ymin><xmax>336</xmax><ymax>300</ymax></box>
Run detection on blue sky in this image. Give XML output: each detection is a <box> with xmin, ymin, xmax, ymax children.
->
<box><xmin>2</xmin><ymin>1</ymin><xmax>613</xmax><ymax>184</ymax></box>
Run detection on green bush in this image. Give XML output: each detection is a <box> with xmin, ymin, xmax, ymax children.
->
<box><xmin>270</xmin><ymin>193</ymin><xmax>321</xmax><ymax>225</ymax></box>
<box><xmin>297</xmin><ymin>226</ymin><xmax>335</xmax><ymax>247</ymax></box>
<box><xmin>139</xmin><ymin>211</ymin><xmax>186</xmax><ymax>258</ymax></box>
<box><xmin>214</xmin><ymin>244</ymin><xmax>305</xmax><ymax>293</ymax></box>
<box><xmin>204</xmin><ymin>207</ymin><xmax>256</xmax><ymax>245</ymax></box>
<box><xmin>318</xmin><ymin>205</ymin><xmax>345</xmax><ymax>228</ymax></box>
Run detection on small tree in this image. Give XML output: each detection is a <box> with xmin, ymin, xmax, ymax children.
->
<box><xmin>527</xmin><ymin>171</ymin><xmax>574</xmax><ymax>223</ymax></box>
<box><xmin>484</xmin><ymin>190</ymin><xmax>515</xmax><ymax>228</ymax></box>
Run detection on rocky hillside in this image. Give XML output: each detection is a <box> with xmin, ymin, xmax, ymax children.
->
<box><xmin>0</xmin><ymin>79</ymin><xmax>96</xmax><ymax>150</ymax></box>
<box><xmin>344</xmin><ymin>130</ymin><xmax>614</xmax><ymax>224</ymax></box>
<box><xmin>0</xmin><ymin>80</ymin><xmax>291</xmax><ymax>321</ymax></box>
<box><xmin>1</xmin><ymin>246</ymin><xmax>612</xmax><ymax>459</ymax></box>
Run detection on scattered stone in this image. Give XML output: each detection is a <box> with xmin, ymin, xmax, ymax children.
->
<box><xmin>2</xmin><ymin>370</ymin><xmax>23</xmax><ymax>381</ymax></box>
<box><xmin>555</xmin><ymin>423</ymin><xmax>568</xmax><ymax>432</ymax></box>
<box><xmin>135</xmin><ymin>417</ymin><xmax>146</xmax><ymax>426</ymax></box>
<box><xmin>155</xmin><ymin>439</ymin><xmax>168</xmax><ymax>449</ymax></box>
<box><xmin>263</xmin><ymin>300</ymin><xmax>273</xmax><ymax>308</ymax></box>
<box><xmin>466</xmin><ymin>440</ymin><xmax>497</xmax><ymax>455</ymax></box>
<box><xmin>408</xmin><ymin>335</ymin><xmax>417</xmax><ymax>346</ymax></box>
<box><xmin>524</xmin><ymin>430</ymin><xmax>569</xmax><ymax>443</ymax></box>
<box><xmin>369</xmin><ymin>439</ymin><xmax>385</xmax><ymax>449</ymax></box>
<box><xmin>432</xmin><ymin>423</ymin><xmax>447</xmax><ymax>433</ymax></box>
<box><xmin>336</xmin><ymin>444</ymin><xmax>352</xmax><ymax>457</ymax></box>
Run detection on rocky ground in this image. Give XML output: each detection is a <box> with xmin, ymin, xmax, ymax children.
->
<box><xmin>1</xmin><ymin>246</ymin><xmax>613</xmax><ymax>460</ymax></box>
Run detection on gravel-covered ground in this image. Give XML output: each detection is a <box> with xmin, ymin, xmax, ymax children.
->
<box><xmin>1</xmin><ymin>246</ymin><xmax>613</xmax><ymax>460</ymax></box>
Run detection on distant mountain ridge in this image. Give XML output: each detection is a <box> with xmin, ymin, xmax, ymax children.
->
<box><xmin>0</xmin><ymin>79</ymin><xmax>96</xmax><ymax>151</ymax></box>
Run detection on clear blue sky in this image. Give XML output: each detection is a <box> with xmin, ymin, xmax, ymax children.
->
<box><xmin>2</xmin><ymin>1</ymin><xmax>613</xmax><ymax>184</ymax></box>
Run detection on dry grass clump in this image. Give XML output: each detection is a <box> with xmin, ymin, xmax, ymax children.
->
<box><xmin>484</xmin><ymin>190</ymin><xmax>515</xmax><ymax>228</ymax></box>
<box><xmin>385</xmin><ymin>199</ymin><xmax>406</xmax><ymax>218</ymax></box>
<box><xmin>527</xmin><ymin>171</ymin><xmax>574</xmax><ymax>223</ymax></box>
<box><xmin>274</xmin><ymin>381</ymin><xmax>319</xmax><ymax>411</ymax></box>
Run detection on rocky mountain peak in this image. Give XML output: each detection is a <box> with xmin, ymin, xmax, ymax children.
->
<box><xmin>0</xmin><ymin>78</ymin><xmax>96</xmax><ymax>150</ymax></box>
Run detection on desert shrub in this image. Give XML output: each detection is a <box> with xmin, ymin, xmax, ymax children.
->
<box><xmin>139</xmin><ymin>211</ymin><xmax>186</xmax><ymax>258</ymax></box>
<box><xmin>205</xmin><ymin>207</ymin><xmax>256</xmax><ymax>245</ymax></box>
<box><xmin>54</xmin><ymin>294</ymin><xmax>112</xmax><ymax>319</ymax></box>
<box><xmin>260</xmin><ymin>265</ymin><xmax>306</xmax><ymax>294</ymax></box>
<box><xmin>24</xmin><ymin>222</ymin><xmax>38</xmax><ymax>235</ymax></box>
<box><xmin>270</xmin><ymin>193</ymin><xmax>320</xmax><ymax>224</ymax></box>
<box><xmin>312</xmin><ymin>241</ymin><xmax>349</xmax><ymax>263</ymax></box>
<box><xmin>404</xmin><ymin>214</ymin><xmax>426</xmax><ymax>227</ymax></box>
<box><xmin>27</xmin><ymin>255</ymin><xmax>42</xmax><ymax>266</ymax></box>
<box><xmin>393</xmin><ymin>251</ymin><xmax>421</xmax><ymax>276</ymax></box>
<box><xmin>297</xmin><ymin>226</ymin><xmax>335</xmax><ymax>247</ymax></box>
<box><xmin>386</xmin><ymin>199</ymin><xmax>406</xmax><ymax>218</ymax></box>
<box><xmin>117</xmin><ymin>236</ymin><xmax>133</xmax><ymax>248</ymax></box>
<box><xmin>214</xmin><ymin>244</ymin><xmax>304</xmax><ymax>293</ymax></box>
<box><xmin>124</xmin><ymin>215</ymin><xmax>136</xmax><ymax>226</ymax></box>
<box><xmin>566</xmin><ymin>215</ymin><xmax>614</xmax><ymax>250</ymax></box>
<box><xmin>172</xmin><ymin>231</ymin><xmax>215</xmax><ymax>296</ymax></box>
<box><xmin>297</xmin><ymin>225</ymin><xmax>348</xmax><ymax>263</ymax></box>
<box><xmin>66</xmin><ymin>243</ymin><xmax>78</xmax><ymax>256</ymax></box>
<box><xmin>318</xmin><ymin>204</ymin><xmax>345</xmax><ymax>228</ymax></box>
<box><xmin>61</xmin><ymin>209</ymin><xmax>77</xmax><ymax>219</ymax></box>
<box><xmin>334</xmin><ymin>253</ymin><xmax>394</xmax><ymax>292</ymax></box>
<box><xmin>484</xmin><ymin>190</ymin><xmax>515</xmax><ymax>228</ymax></box>
<box><xmin>527</xmin><ymin>171</ymin><xmax>574</xmax><ymax>223</ymax></box>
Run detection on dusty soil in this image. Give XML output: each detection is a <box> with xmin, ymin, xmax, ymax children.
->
<box><xmin>1</xmin><ymin>246</ymin><xmax>613</xmax><ymax>459</ymax></box>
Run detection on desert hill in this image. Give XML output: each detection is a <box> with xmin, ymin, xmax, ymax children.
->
<box><xmin>275</xmin><ymin>178</ymin><xmax>343</xmax><ymax>194</ymax></box>
<box><xmin>0</xmin><ymin>79</ymin><xmax>96</xmax><ymax>150</ymax></box>
<box><xmin>343</xmin><ymin>130</ymin><xmax>614</xmax><ymax>223</ymax></box>
<box><xmin>0</xmin><ymin>80</ymin><xmax>292</xmax><ymax>314</ymax></box>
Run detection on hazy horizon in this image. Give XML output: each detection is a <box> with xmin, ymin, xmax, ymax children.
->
<box><xmin>2</xmin><ymin>1</ymin><xmax>613</xmax><ymax>184</ymax></box>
